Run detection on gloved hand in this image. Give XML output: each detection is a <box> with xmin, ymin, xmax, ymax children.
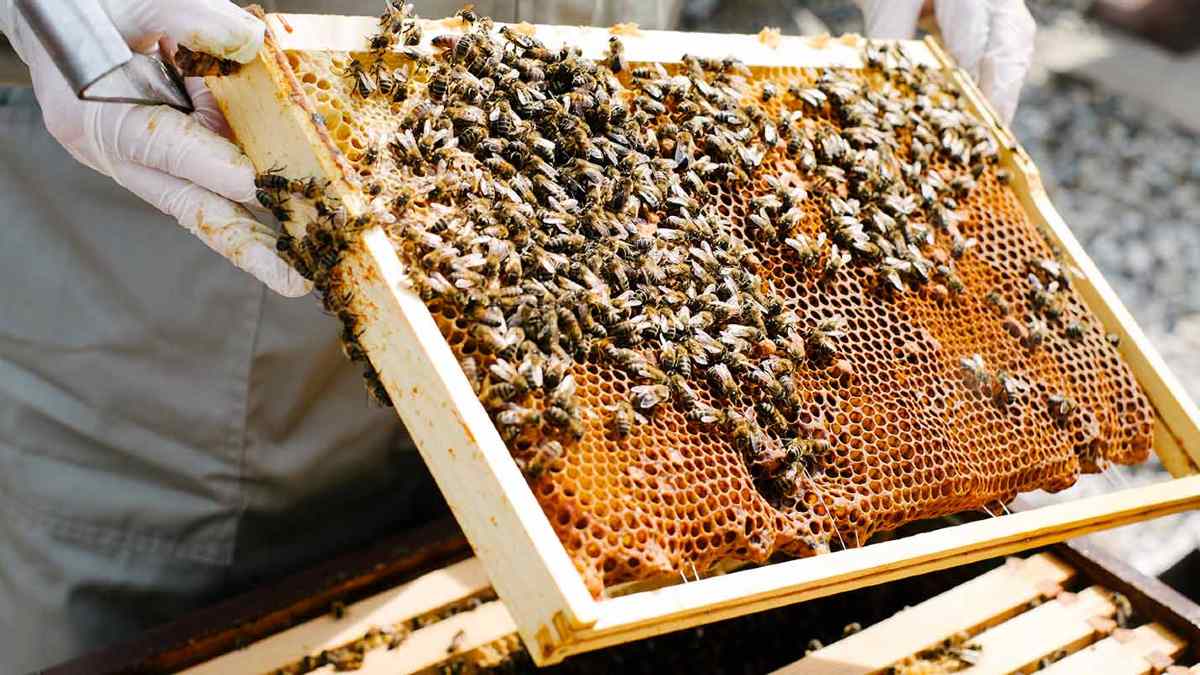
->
<box><xmin>855</xmin><ymin>0</ymin><xmax>1036</xmax><ymax>125</ymax></box>
<box><xmin>0</xmin><ymin>0</ymin><xmax>310</xmax><ymax>297</ymax></box>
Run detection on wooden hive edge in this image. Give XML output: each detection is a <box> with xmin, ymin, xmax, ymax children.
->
<box><xmin>181</xmin><ymin>558</ymin><xmax>493</xmax><ymax>674</ymax></box>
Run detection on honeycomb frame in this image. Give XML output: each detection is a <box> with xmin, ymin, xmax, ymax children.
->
<box><xmin>206</xmin><ymin>12</ymin><xmax>1200</xmax><ymax>666</ymax></box>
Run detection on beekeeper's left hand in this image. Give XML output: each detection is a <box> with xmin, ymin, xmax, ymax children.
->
<box><xmin>855</xmin><ymin>0</ymin><xmax>1036</xmax><ymax>125</ymax></box>
<box><xmin>0</xmin><ymin>0</ymin><xmax>312</xmax><ymax>297</ymax></box>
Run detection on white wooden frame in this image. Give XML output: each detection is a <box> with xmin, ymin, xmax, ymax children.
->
<box><xmin>207</xmin><ymin>14</ymin><xmax>1200</xmax><ymax>665</ymax></box>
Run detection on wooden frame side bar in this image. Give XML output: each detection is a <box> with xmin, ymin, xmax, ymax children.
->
<box><xmin>353</xmin><ymin>229</ymin><xmax>598</xmax><ymax>662</ymax></box>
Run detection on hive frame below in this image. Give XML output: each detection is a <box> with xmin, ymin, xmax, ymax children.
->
<box><xmin>207</xmin><ymin>14</ymin><xmax>1200</xmax><ymax>665</ymax></box>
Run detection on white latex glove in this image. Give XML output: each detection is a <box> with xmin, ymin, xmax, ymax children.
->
<box><xmin>855</xmin><ymin>0</ymin><xmax>1036</xmax><ymax>125</ymax></box>
<box><xmin>1</xmin><ymin>0</ymin><xmax>310</xmax><ymax>297</ymax></box>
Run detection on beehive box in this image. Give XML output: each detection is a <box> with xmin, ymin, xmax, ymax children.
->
<box><xmin>206</xmin><ymin>10</ymin><xmax>1200</xmax><ymax>665</ymax></box>
<box><xmin>51</xmin><ymin>523</ymin><xmax>1200</xmax><ymax>674</ymax></box>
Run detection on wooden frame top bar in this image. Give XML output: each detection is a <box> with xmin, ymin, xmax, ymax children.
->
<box><xmin>264</xmin><ymin>13</ymin><xmax>940</xmax><ymax>69</ymax></box>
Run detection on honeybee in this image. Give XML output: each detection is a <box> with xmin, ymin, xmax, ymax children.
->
<box><xmin>727</xmin><ymin>409</ymin><xmax>762</xmax><ymax>454</ymax></box>
<box><xmin>960</xmin><ymin>353</ymin><xmax>990</xmax><ymax>392</ymax></box>
<box><xmin>806</xmin><ymin>315</ymin><xmax>847</xmax><ymax>359</ymax></box>
<box><xmin>515</xmin><ymin>440</ymin><xmax>563</xmax><ymax>479</ymax></box>
<box><xmin>455</xmin><ymin>3</ymin><xmax>478</xmax><ymax>23</ymax></box>
<box><xmin>747</xmin><ymin>367</ymin><xmax>784</xmax><ymax>400</ymax></box>
<box><xmin>1025</xmin><ymin>316</ymin><xmax>1048</xmax><ymax>350</ymax></box>
<box><xmin>479</xmin><ymin>381</ymin><xmax>520</xmax><ymax>410</ymax></box>
<box><xmin>363</xmin><ymin>367</ymin><xmax>393</xmax><ymax>407</ymax></box>
<box><xmin>772</xmin><ymin>327</ymin><xmax>803</xmax><ymax>361</ymax></box>
<box><xmin>498</xmin><ymin>25</ymin><xmax>543</xmax><ymax>52</ymax></box>
<box><xmin>288</xmin><ymin>176</ymin><xmax>325</xmax><ymax>199</ymax></box>
<box><xmin>985</xmin><ymin>290</ymin><xmax>1010</xmax><ymax>316</ymax></box>
<box><xmin>379</xmin><ymin>1</ymin><xmax>414</xmax><ymax>31</ymax></box>
<box><xmin>1111</xmin><ymin>592</ymin><xmax>1133</xmax><ymax>628</ymax></box>
<box><xmin>254</xmin><ymin>166</ymin><xmax>289</xmax><ymax>191</ymax></box>
<box><xmin>1048</xmin><ymin>393</ymin><xmax>1075</xmax><ymax>422</ymax></box>
<box><xmin>786</xmin><ymin>437</ymin><xmax>831</xmax><ymax>464</ymax></box>
<box><xmin>685</xmin><ymin>404</ymin><xmax>724</xmax><ymax>427</ymax></box>
<box><xmin>367</xmin><ymin>31</ymin><xmax>397</xmax><ymax>57</ymax></box>
<box><xmin>458</xmin><ymin>356</ymin><xmax>482</xmax><ymax>393</ymax></box>
<box><xmin>630</xmin><ymin>384</ymin><xmax>670</xmax><ymax>411</ymax></box>
<box><xmin>255</xmin><ymin>188</ymin><xmax>292</xmax><ymax>223</ymax></box>
<box><xmin>543</xmin><ymin>403</ymin><xmax>580</xmax><ymax>437</ymax></box>
<box><xmin>992</xmin><ymin>370</ymin><xmax>1028</xmax><ymax>406</ymax></box>
<box><xmin>1065</xmin><ymin>319</ymin><xmax>1087</xmax><ymax>340</ymax></box>
<box><xmin>936</xmin><ymin>264</ymin><xmax>965</xmax><ymax>295</ymax></box>
<box><xmin>754</xmin><ymin>399</ymin><xmax>790</xmax><ymax>431</ymax></box>
<box><xmin>667</xmin><ymin>374</ymin><xmax>700</xmax><ymax>409</ymax></box>
<box><xmin>496</xmin><ymin>404</ymin><xmax>540</xmax><ymax>432</ymax></box>
<box><xmin>605</xmin><ymin>36</ymin><xmax>625</xmax><ymax>74</ymax></box>
<box><xmin>475</xmin><ymin>324</ymin><xmax>522</xmax><ymax>357</ymax></box>
<box><xmin>338</xmin><ymin>318</ymin><xmax>368</xmax><ymax>362</ymax></box>
<box><xmin>339</xmin><ymin>58</ymin><xmax>375</xmax><ymax>98</ymax></box>
<box><xmin>523</xmin><ymin>352</ymin><xmax>561</xmax><ymax>390</ymax></box>
<box><xmin>832</xmin><ymin>358</ymin><xmax>854</xmax><ymax>382</ymax></box>
<box><xmin>374</xmin><ymin>65</ymin><xmax>405</xmax><ymax>101</ymax></box>
<box><xmin>790</xmin><ymin>85</ymin><xmax>827</xmax><ymax>109</ymax></box>
<box><xmin>397</xmin><ymin>46</ymin><xmax>434</xmax><ymax>67</ymax></box>
<box><xmin>1027</xmin><ymin>273</ymin><xmax>1062</xmax><ymax>319</ymax></box>
<box><xmin>174</xmin><ymin>44</ymin><xmax>240</xmax><ymax>77</ymax></box>
<box><xmin>950</xmin><ymin>233</ymin><xmax>977</xmax><ymax>259</ymax></box>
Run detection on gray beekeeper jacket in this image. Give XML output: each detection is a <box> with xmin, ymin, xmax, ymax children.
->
<box><xmin>0</xmin><ymin>1</ymin><xmax>677</xmax><ymax>672</ymax></box>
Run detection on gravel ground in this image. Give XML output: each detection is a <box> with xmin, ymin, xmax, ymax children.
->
<box><xmin>679</xmin><ymin>0</ymin><xmax>1200</xmax><ymax>579</ymax></box>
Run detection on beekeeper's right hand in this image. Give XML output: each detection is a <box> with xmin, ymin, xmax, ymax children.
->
<box><xmin>0</xmin><ymin>0</ymin><xmax>311</xmax><ymax>297</ymax></box>
<box><xmin>856</xmin><ymin>0</ymin><xmax>1037</xmax><ymax>125</ymax></box>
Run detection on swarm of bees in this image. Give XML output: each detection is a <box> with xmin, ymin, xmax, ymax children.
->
<box><xmin>248</xmin><ymin>3</ymin><xmax>1153</xmax><ymax>587</ymax></box>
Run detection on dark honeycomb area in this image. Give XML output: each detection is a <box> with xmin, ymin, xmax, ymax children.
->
<box><xmin>276</xmin><ymin>22</ymin><xmax>1153</xmax><ymax>596</ymax></box>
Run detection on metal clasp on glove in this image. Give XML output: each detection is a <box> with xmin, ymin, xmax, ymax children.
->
<box><xmin>14</xmin><ymin>0</ymin><xmax>192</xmax><ymax>112</ymax></box>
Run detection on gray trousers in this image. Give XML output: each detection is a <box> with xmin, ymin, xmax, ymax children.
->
<box><xmin>0</xmin><ymin>87</ymin><xmax>446</xmax><ymax>673</ymax></box>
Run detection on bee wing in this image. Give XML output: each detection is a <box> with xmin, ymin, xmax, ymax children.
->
<box><xmin>630</xmin><ymin>385</ymin><xmax>664</xmax><ymax>410</ymax></box>
<box><xmin>489</xmin><ymin>359</ymin><xmax>518</xmax><ymax>382</ymax></box>
<box><xmin>552</xmin><ymin>374</ymin><xmax>576</xmax><ymax>402</ymax></box>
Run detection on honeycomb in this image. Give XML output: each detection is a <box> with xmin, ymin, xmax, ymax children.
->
<box><xmin>259</xmin><ymin>10</ymin><xmax>1153</xmax><ymax>595</ymax></box>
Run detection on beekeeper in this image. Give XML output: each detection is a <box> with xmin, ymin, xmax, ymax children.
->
<box><xmin>0</xmin><ymin>0</ymin><xmax>1034</xmax><ymax>671</ymax></box>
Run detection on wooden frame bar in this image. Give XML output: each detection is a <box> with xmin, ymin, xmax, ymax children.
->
<box><xmin>774</xmin><ymin>553</ymin><xmax>1078</xmax><ymax>675</ymax></box>
<box><xmin>205</xmin><ymin>14</ymin><xmax>1200</xmax><ymax>665</ymax></box>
